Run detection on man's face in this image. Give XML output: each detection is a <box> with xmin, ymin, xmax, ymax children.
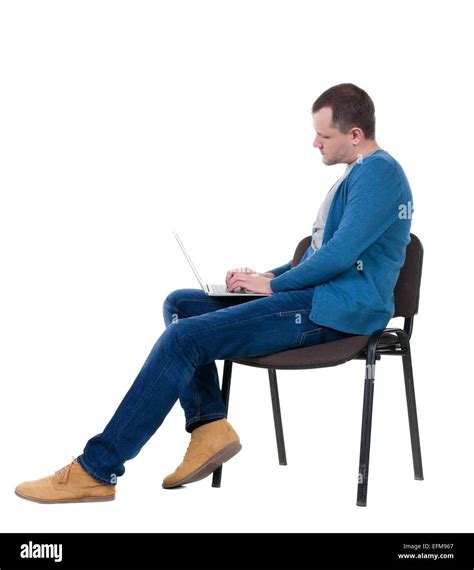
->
<box><xmin>312</xmin><ymin>107</ymin><xmax>354</xmax><ymax>165</ymax></box>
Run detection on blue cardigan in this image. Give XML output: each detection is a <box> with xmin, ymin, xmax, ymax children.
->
<box><xmin>267</xmin><ymin>150</ymin><xmax>413</xmax><ymax>335</ymax></box>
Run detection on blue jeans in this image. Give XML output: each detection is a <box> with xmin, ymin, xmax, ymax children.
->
<box><xmin>77</xmin><ymin>287</ymin><xmax>354</xmax><ymax>484</ymax></box>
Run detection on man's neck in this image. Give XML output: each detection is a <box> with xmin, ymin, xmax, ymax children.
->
<box><xmin>348</xmin><ymin>141</ymin><xmax>381</xmax><ymax>164</ymax></box>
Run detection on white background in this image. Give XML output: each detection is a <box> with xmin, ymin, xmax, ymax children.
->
<box><xmin>1</xmin><ymin>0</ymin><xmax>473</xmax><ymax>533</ymax></box>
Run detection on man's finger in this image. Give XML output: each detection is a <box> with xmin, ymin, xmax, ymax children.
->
<box><xmin>228</xmin><ymin>276</ymin><xmax>245</xmax><ymax>290</ymax></box>
<box><xmin>226</xmin><ymin>269</ymin><xmax>242</xmax><ymax>285</ymax></box>
<box><xmin>229</xmin><ymin>274</ymin><xmax>253</xmax><ymax>291</ymax></box>
<box><xmin>226</xmin><ymin>267</ymin><xmax>255</xmax><ymax>286</ymax></box>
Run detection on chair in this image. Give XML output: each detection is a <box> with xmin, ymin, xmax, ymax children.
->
<box><xmin>212</xmin><ymin>233</ymin><xmax>424</xmax><ymax>506</ymax></box>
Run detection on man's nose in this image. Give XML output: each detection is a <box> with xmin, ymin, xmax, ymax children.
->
<box><xmin>313</xmin><ymin>136</ymin><xmax>323</xmax><ymax>149</ymax></box>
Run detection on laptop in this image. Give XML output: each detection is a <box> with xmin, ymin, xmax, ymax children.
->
<box><xmin>174</xmin><ymin>231</ymin><xmax>269</xmax><ymax>297</ymax></box>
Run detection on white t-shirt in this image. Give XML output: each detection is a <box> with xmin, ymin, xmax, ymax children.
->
<box><xmin>310</xmin><ymin>161</ymin><xmax>356</xmax><ymax>252</ymax></box>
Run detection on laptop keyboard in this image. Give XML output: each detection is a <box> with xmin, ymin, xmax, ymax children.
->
<box><xmin>209</xmin><ymin>284</ymin><xmax>231</xmax><ymax>294</ymax></box>
<box><xmin>209</xmin><ymin>284</ymin><xmax>250</xmax><ymax>294</ymax></box>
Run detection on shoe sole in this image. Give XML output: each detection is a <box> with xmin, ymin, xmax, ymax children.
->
<box><xmin>14</xmin><ymin>490</ymin><xmax>115</xmax><ymax>504</ymax></box>
<box><xmin>162</xmin><ymin>440</ymin><xmax>242</xmax><ymax>489</ymax></box>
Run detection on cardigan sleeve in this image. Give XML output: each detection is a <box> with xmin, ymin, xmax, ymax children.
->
<box><xmin>270</xmin><ymin>160</ymin><xmax>403</xmax><ymax>292</ymax></box>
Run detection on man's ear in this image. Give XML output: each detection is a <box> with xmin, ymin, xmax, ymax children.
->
<box><xmin>350</xmin><ymin>127</ymin><xmax>364</xmax><ymax>145</ymax></box>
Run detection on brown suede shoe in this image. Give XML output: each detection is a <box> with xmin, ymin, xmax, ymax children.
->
<box><xmin>162</xmin><ymin>419</ymin><xmax>242</xmax><ymax>488</ymax></box>
<box><xmin>15</xmin><ymin>458</ymin><xmax>116</xmax><ymax>504</ymax></box>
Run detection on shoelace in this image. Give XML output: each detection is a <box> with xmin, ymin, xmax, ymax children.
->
<box><xmin>55</xmin><ymin>457</ymin><xmax>77</xmax><ymax>484</ymax></box>
<box><xmin>175</xmin><ymin>433</ymin><xmax>198</xmax><ymax>470</ymax></box>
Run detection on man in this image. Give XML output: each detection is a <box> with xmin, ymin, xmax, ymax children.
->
<box><xmin>15</xmin><ymin>83</ymin><xmax>413</xmax><ymax>503</ymax></box>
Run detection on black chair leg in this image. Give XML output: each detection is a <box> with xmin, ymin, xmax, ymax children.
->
<box><xmin>268</xmin><ymin>368</ymin><xmax>287</xmax><ymax>466</ymax></box>
<box><xmin>357</xmin><ymin>357</ymin><xmax>376</xmax><ymax>507</ymax></box>
<box><xmin>402</xmin><ymin>345</ymin><xmax>424</xmax><ymax>480</ymax></box>
<box><xmin>212</xmin><ymin>360</ymin><xmax>233</xmax><ymax>488</ymax></box>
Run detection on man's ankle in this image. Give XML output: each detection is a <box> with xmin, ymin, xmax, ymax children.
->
<box><xmin>187</xmin><ymin>417</ymin><xmax>224</xmax><ymax>433</ymax></box>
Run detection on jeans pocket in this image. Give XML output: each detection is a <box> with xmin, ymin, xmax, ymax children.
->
<box><xmin>276</xmin><ymin>308</ymin><xmax>311</xmax><ymax>318</ymax></box>
<box><xmin>298</xmin><ymin>326</ymin><xmax>326</xmax><ymax>348</ymax></box>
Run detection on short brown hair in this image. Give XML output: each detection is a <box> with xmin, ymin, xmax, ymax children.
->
<box><xmin>312</xmin><ymin>83</ymin><xmax>376</xmax><ymax>139</ymax></box>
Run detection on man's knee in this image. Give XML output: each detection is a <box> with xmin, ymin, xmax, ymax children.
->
<box><xmin>163</xmin><ymin>289</ymin><xmax>186</xmax><ymax>325</ymax></box>
<box><xmin>163</xmin><ymin>288</ymin><xmax>202</xmax><ymax>325</ymax></box>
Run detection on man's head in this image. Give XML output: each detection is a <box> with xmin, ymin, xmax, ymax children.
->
<box><xmin>312</xmin><ymin>83</ymin><xmax>377</xmax><ymax>165</ymax></box>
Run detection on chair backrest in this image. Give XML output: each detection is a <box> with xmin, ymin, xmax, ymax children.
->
<box><xmin>291</xmin><ymin>233</ymin><xmax>423</xmax><ymax>318</ymax></box>
<box><xmin>291</xmin><ymin>236</ymin><xmax>312</xmax><ymax>268</ymax></box>
<box><xmin>393</xmin><ymin>233</ymin><xmax>423</xmax><ymax>317</ymax></box>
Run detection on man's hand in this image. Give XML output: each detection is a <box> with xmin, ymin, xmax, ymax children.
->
<box><xmin>227</xmin><ymin>271</ymin><xmax>273</xmax><ymax>295</ymax></box>
<box><xmin>225</xmin><ymin>267</ymin><xmax>256</xmax><ymax>288</ymax></box>
<box><xmin>225</xmin><ymin>267</ymin><xmax>275</xmax><ymax>288</ymax></box>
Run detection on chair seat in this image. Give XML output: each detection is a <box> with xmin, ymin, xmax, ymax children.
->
<box><xmin>232</xmin><ymin>332</ymin><xmax>400</xmax><ymax>370</ymax></box>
